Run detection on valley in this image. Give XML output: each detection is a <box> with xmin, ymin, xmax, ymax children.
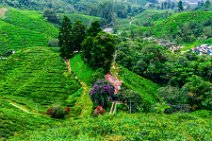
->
<box><xmin>0</xmin><ymin>0</ymin><xmax>212</xmax><ymax>141</ymax></box>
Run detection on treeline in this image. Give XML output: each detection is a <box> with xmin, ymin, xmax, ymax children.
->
<box><xmin>117</xmin><ymin>39</ymin><xmax>212</xmax><ymax>112</ymax></box>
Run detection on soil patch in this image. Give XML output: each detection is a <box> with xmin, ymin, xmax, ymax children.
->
<box><xmin>0</xmin><ymin>8</ymin><xmax>8</xmax><ymax>18</ymax></box>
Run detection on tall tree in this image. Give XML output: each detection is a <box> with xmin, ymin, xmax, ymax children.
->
<box><xmin>58</xmin><ymin>16</ymin><xmax>73</xmax><ymax>59</ymax></box>
<box><xmin>72</xmin><ymin>21</ymin><xmax>86</xmax><ymax>51</ymax></box>
<box><xmin>86</xmin><ymin>21</ymin><xmax>102</xmax><ymax>37</ymax></box>
<box><xmin>82</xmin><ymin>31</ymin><xmax>116</xmax><ymax>72</ymax></box>
<box><xmin>178</xmin><ymin>0</ymin><xmax>184</xmax><ymax>12</ymax></box>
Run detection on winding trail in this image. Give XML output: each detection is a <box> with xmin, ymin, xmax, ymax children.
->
<box><xmin>65</xmin><ymin>58</ymin><xmax>92</xmax><ymax>117</ymax></box>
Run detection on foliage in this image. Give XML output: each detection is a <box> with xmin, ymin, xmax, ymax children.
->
<box><xmin>181</xmin><ymin>75</ymin><xmax>212</xmax><ymax>110</ymax></box>
<box><xmin>58</xmin><ymin>16</ymin><xmax>73</xmax><ymax>59</ymax></box>
<box><xmin>119</xmin><ymin>66</ymin><xmax>159</xmax><ymax>111</ymax></box>
<box><xmin>43</xmin><ymin>9</ymin><xmax>59</xmax><ymax>24</ymax></box>
<box><xmin>158</xmin><ymin>86</ymin><xmax>189</xmax><ymax>113</ymax></box>
<box><xmin>91</xmin><ymin>68</ymin><xmax>105</xmax><ymax>83</ymax></box>
<box><xmin>58</xmin><ymin>16</ymin><xmax>86</xmax><ymax>58</ymax></box>
<box><xmin>72</xmin><ymin>21</ymin><xmax>86</xmax><ymax>51</ymax></box>
<box><xmin>148</xmin><ymin>11</ymin><xmax>212</xmax><ymax>43</ymax></box>
<box><xmin>86</xmin><ymin>21</ymin><xmax>102</xmax><ymax>37</ymax></box>
<box><xmin>115</xmin><ymin>89</ymin><xmax>143</xmax><ymax>113</ymax></box>
<box><xmin>154</xmin><ymin>101</ymin><xmax>171</xmax><ymax>114</ymax></box>
<box><xmin>82</xmin><ymin>31</ymin><xmax>116</xmax><ymax>72</ymax></box>
<box><xmin>178</xmin><ymin>0</ymin><xmax>184</xmax><ymax>12</ymax></box>
<box><xmin>64</xmin><ymin>13</ymin><xmax>100</xmax><ymax>27</ymax></box>
<box><xmin>46</xmin><ymin>105</ymin><xmax>67</xmax><ymax>119</ymax></box>
<box><xmin>89</xmin><ymin>79</ymin><xmax>114</xmax><ymax>108</ymax></box>
<box><xmin>0</xmin><ymin>0</ymin><xmax>75</xmax><ymax>12</ymax></box>
<box><xmin>10</xmin><ymin>112</ymin><xmax>212</xmax><ymax>141</ymax></box>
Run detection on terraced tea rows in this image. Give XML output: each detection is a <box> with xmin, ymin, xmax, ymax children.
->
<box><xmin>0</xmin><ymin>47</ymin><xmax>80</xmax><ymax>105</ymax></box>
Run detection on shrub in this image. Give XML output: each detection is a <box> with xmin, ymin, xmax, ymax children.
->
<box><xmin>114</xmin><ymin>89</ymin><xmax>144</xmax><ymax>113</ymax></box>
<box><xmin>91</xmin><ymin>68</ymin><xmax>105</xmax><ymax>83</ymax></box>
<box><xmin>94</xmin><ymin>106</ymin><xmax>106</xmax><ymax>116</ymax></box>
<box><xmin>158</xmin><ymin>86</ymin><xmax>190</xmax><ymax>113</ymax></box>
<box><xmin>89</xmin><ymin>79</ymin><xmax>114</xmax><ymax>108</ymax></box>
<box><xmin>154</xmin><ymin>101</ymin><xmax>171</xmax><ymax>114</ymax></box>
<box><xmin>181</xmin><ymin>75</ymin><xmax>212</xmax><ymax>110</ymax></box>
<box><xmin>46</xmin><ymin>105</ymin><xmax>67</xmax><ymax>119</ymax></box>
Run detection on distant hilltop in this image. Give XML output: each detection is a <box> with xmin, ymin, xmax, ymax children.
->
<box><xmin>157</xmin><ymin>0</ymin><xmax>208</xmax><ymax>5</ymax></box>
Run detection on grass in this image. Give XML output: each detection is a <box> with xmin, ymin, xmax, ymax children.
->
<box><xmin>70</xmin><ymin>54</ymin><xmax>95</xmax><ymax>117</ymax></box>
<box><xmin>71</xmin><ymin>54</ymin><xmax>95</xmax><ymax>85</ymax></box>
<box><xmin>8</xmin><ymin>111</ymin><xmax>212</xmax><ymax>141</ymax></box>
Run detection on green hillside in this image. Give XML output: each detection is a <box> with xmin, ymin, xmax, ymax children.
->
<box><xmin>116</xmin><ymin>10</ymin><xmax>173</xmax><ymax>32</ymax></box>
<box><xmin>0</xmin><ymin>47</ymin><xmax>80</xmax><ymax>105</ymax></box>
<box><xmin>0</xmin><ymin>3</ymin><xmax>211</xmax><ymax>141</ymax></box>
<box><xmin>151</xmin><ymin>11</ymin><xmax>212</xmax><ymax>37</ymax></box>
<box><xmin>0</xmin><ymin>47</ymin><xmax>81</xmax><ymax>140</ymax></box>
<box><xmin>3</xmin><ymin>8</ymin><xmax>58</xmax><ymax>37</ymax></box>
<box><xmin>119</xmin><ymin>67</ymin><xmax>159</xmax><ymax>104</ymax></box>
<box><xmin>0</xmin><ymin>8</ymin><xmax>58</xmax><ymax>55</ymax></box>
<box><xmin>0</xmin><ymin>98</ymin><xmax>54</xmax><ymax>140</ymax></box>
<box><xmin>70</xmin><ymin>54</ymin><xmax>159</xmax><ymax>110</ymax></box>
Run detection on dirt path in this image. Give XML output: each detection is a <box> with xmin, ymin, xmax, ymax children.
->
<box><xmin>10</xmin><ymin>102</ymin><xmax>30</xmax><ymax>114</ymax></box>
<box><xmin>78</xmin><ymin>81</ymin><xmax>92</xmax><ymax>117</ymax></box>
<box><xmin>0</xmin><ymin>8</ymin><xmax>8</xmax><ymax>18</ymax></box>
<box><xmin>65</xmin><ymin>58</ymin><xmax>92</xmax><ymax>117</ymax></box>
<box><xmin>65</xmin><ymin>59</ymin><xmax>71</xmax><ymax>73</ymax></box>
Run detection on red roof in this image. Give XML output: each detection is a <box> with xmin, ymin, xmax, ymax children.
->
<box><xmin>105</xmin><ymin>74</ymin><xmax>122</xmax><ymax>94</ymax></box>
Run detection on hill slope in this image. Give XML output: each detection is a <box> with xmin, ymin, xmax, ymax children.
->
<box><xmin>0</xmin><ymin>47</ymin><xmax>80</xmax><ymax>105</ymax></box>
<box><xmin>0</xmin><ymin>8</ymin><xmax>58</xmax><ymax>55</ymax></box>
<box><xmin>151</xmin><ymin>11</ymin><xmax>212</xmax><ymax>37</ymax></box>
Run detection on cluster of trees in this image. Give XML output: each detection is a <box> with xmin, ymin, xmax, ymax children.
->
<box><xmin>158</xmin><ymin>1</ymin><xmax>176</xmax><ymax>10</ymax></box>
<box><xmin>58</xmin><ymin>16</ymin><xmax>85</xmax><ymax>59</ymax></box>
<box><xmin>43</xmin><ymin>9</ymin><xmax>60</xmax><ymax>24</ymax></box>
<box><xmin>196</xmin><ymin>0</ymin><xmax>212</xmax><ymax>10</ymax></box>
<box><xmin>173</xmin><ymin>19</ymin><xmax>212</xmax><ymax>43</ymax></box>
<box><xmin>59</xmin><ymin>17</ymin><xmax>116</xmax><ymax>72</ymax></box>
<box><xmin>70</xmin><ymin>0</ymin><xmax>145</xmax><ymax>27</ymax></box>
<box><xmin>117</xmin><ymin>40</ymin><xmax>212</xmax><ymax>111</ymax></box>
